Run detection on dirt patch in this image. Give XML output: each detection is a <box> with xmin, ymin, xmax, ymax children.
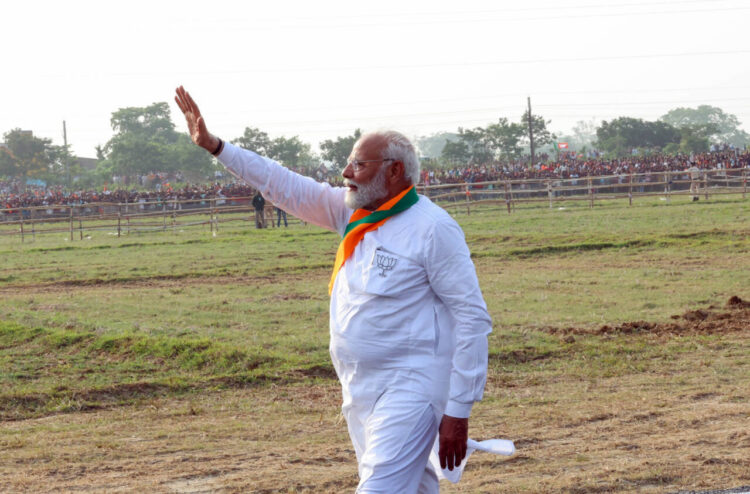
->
<box><xmin>267</xmin><ymin>292</ymin><xmax>325</xmax><ymax>302</ymax></box>
<box><xmin>0</xmin><ymin>271</ymin><xmax>328</xmax><ymax>296</ymax></box>
<box><xmin>292</xmin><ymin>364</ymin><xmax>338</xmax><ymax>380</ymax></box>
<box><xmin>0</xmin><ymin>382</ymin><xmax>183</xmax><ymax>421</ymax></box>
<box><xmin>165</xmin><ymin>473</ymin><xmax>225</xmax><ymax>493</ymax></box>
<box><xmin>490</xmin><ymin>348</ymin><xmax>556</xmax><ymax>364</ymax></box>
<box><xmin>547</xmin><ymin>296</ymin><xmax>750</xmax><ymax>336</ymax></box>
<box><xmin>727</xmin><ymin>295</ymin><xmax>750</xmax><ymax>308</ymax></box>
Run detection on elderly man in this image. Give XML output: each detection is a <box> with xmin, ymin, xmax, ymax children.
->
<box><xmin>175</xmin><ymin>86</ymin><xmax>491</xmax><ymax>493</ymax></box>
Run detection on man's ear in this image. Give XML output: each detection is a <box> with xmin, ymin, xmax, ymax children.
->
<box><xmin>389</xmin><ymin>160</ymin><xmax>405</xmax><ymax>182</ymax></box>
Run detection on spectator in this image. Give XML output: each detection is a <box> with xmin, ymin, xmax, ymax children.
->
<box><xmin>2</xmin><ymin>147</ymin><xmax>749</xmax><ymax>211</ymax></box>
<box><xmin>276</xmin><ymin>206</ymin><xmax>288</xmax><ymax>227</ymax></box>
<box><xmin>252</xmin><ymin>191</ymin><xmax>266</xmax><ymax>228</ymax></box>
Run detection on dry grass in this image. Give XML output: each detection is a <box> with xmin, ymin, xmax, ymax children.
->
<box><xmin>1</xmin><ymin>305</ymin><xmax>748</xmax><ymax>493</ymax></box>
<box><xmin>1</xmin><ymin>199</ymin><xmax>748</xmax><ymax>492</ymax></box>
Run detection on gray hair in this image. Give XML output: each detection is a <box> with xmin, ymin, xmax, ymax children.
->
<box><xmin>361</xmin><ymin>130</ymin><xmax>421</xmax><ymax>185</ymax></box>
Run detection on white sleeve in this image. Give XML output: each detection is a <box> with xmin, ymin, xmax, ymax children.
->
<box><xmin>216</xmin><ymin>142</ymin><xmax>351</xmax><ymax>234</ymax></box>
<box><xmin>425</xmin><ymin>218</ymin><xmax>492</xmax><ymax>418</ymax></box>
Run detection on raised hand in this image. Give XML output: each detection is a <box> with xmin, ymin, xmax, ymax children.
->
<box><xmin>174</xmin><ymin>86</ymin><xmax>220</xmax><ymax>153</ymax></box>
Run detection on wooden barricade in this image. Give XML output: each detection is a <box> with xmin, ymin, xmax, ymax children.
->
<box><xmin>2</xmin><ymin>167</ymin><xmax>749</xmax><ymax>241</ymax></box>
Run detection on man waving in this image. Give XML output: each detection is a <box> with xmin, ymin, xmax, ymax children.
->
<box><xmin>175</xmin><ymin>86</ymin><xmax>491</xmax><ymax>493</ymax></box>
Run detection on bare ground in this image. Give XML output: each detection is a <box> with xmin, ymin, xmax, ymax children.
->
<box><xmin>1</xmin><ymin>300</ymin><xmax>748</xmax><ymax>493</ymax></box>
<box><xmin>0</xmin><ymin>271</ymin><xmax>323</xmax><ymax>295</ymax></box>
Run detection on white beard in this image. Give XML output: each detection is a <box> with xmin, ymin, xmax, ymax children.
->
<box><xmin>344</xmin><ymin>166</ymin><xmax>389</xmax><ymax>210</ymax></box>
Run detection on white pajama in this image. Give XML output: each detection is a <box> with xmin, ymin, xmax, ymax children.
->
<box><xmin>217</xmin><ymin>143</ymin><xmax>492</xmax><ymax>492</ymax></box>
<box><xmin>349</xmin><ymin>397</ymin><xmax>439</xmax><ymax>493</ymax></box>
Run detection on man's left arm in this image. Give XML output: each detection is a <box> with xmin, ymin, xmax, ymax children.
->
<box><xmin>425</xmin><ymin>218</ymin><xmax>492</xmax><ymax>470</ymax></box>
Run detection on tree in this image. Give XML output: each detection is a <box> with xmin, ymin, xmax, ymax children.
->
<box><xmin>103</xmin><ymin>102</ymin><xmax>177</xmax><ymax>177</ymax></box>
<box><xmin>660</xmin><ymin>105</ymin><xmax>750</xmax><ymax>147</ymax></box>
<box><xmin>54</xmin><ymin>144</ymin><xmax>76</xmax><ymax>186</ymax></box>
<box><xmin>571</xmin><ymin>119</ymin><xmax>598</xmax><ymax>149</ymax></box>
<box><xmin>268</xmin><ymin>136</ymin><xmax>315</xmax><ymax>169</ymax></box>
<box><xmin>646</xmin><ymin>121</ymin><xmax>681</xmax><ymax>149</ymax></box>
<box><xmin>441</xmin><ymin>140</ymin><xmax>470</xmax><ymax>163</ymax></box>
<box><xmin>320</xmin><ymin>129</ymin><xmax>362</xmax><ymax>171</ymax></box>
<box><xmin>672</xmin><ymin>124</ymin><xmax>718</xmax><ymax>154</ymax></box>
<box><xmin>521</xmin><ymin>110</ymin><xmax>556</xmax><ymax>149</ymax></box>
<box><xmin>233</xmin><ymin>128</ymin><xmax>315</xmax><ymax>170</ymax></box>
<box><xmin>91</xmin><ymin>145</ymin><xmax>116</xmax><ymax>186</ymax></box>
<box><xmin>482</xmin><ymin>119</ymin><xmax>525</xmax><ymax>161</ymax></box>
<box><xmin>173</xmin><ymin>133</ymin><xmax>218</xmax><ymax>182</ymax></box>
<box><xmin>110</xmin><ymin>102</ymin><xmax>175</xmax><ymax>137</ymax></box>
<box><xmin>0</xmin><ymin>129</ymin><xmax>63</xmax><ymax>180</ymax></box>
<box><xmin>418</xmin><ymin>132</ymin><xmax>459</xmax><ymax>159</ymax></box>
<box><xmin>455</xmin><ymin>127</ymin><xmax>493</xmax><ymax>164</ymax></box>
<box><xmin>99</xmin><ymin>102</ymin><xmax>214</xmax><ymax>181</ymax></box>
<box><xmin>232</xmin><ymin>127</ymin><xmax>272</xmax><ymax>156</ymax></box>
<box><xmin>596</xmin><ymin>117</ymin><xmax>680</xmax><ymax>157</ymax></box>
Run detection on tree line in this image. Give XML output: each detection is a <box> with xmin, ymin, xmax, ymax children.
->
<box><xmin>433</xmin><ymin>105</ymin><xmax>749</xmax><ymax>165</ymax></box>
<box><xmin>1</xmin><ymin>103</ymin><xmax>748</xmax><ymax>188</ymax></box>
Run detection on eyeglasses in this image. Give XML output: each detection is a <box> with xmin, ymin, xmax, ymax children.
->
<box><xmin>347</xmin><ymin>158</ymin><xmax>395</xmax><ymax>172</ymax></box>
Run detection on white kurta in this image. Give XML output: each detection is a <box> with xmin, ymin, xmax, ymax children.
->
<box><xmin>217</xmin><ymin>143</ymin><xmax>492</xmax><ymax>490</ymax></box>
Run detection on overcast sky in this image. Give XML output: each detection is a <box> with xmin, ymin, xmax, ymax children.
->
<box><xmin>2</xmin><ymin>0</ymin><xmax>749</xmax><ymax>157</ymax></box>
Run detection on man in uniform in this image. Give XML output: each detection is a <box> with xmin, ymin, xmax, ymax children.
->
<box><xmin>175</xmin><ymin>86</ymin><xmax>492</xmax><ymax>493</ymax></box>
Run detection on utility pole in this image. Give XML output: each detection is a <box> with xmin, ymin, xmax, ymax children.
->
<box><xmin>527</xmin><ymin>96</ymin><xmax>535</xmax><ymax>169</ymax></box>
<box><xmin>63</xmin><ymin>120</ymin><xmax>70</xmax><ymax>186</ymax></box>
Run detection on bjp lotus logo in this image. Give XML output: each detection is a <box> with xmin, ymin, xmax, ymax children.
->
<box><xmin>374</xmin><ymin>252</ymin><xmax>397</xmax><ymax>277</ymax></box>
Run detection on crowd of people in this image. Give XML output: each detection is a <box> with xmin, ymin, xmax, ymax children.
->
<box><xmin>3</xmin><ymin>146</ymin><xmax>749</xmax><ymax>211</ymax></box>
<box><xmin>0</xmin><ymin>181</ymin><xmax>262</xmax><ymax>211</ymax></box>
<box><xmin>421</xmin><ymin>147</ymin><xmax>750</xmax><ymax>185</ymax></box>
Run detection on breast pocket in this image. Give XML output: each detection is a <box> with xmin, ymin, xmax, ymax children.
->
<box><xmin>361</xmin><ymin>247</ymin><xmax>421</xmax><ymax>297</ymax></box>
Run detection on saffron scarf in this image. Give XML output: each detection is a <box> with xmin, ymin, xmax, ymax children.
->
<box><xmin>328</xmin><ymin>185</ymin><xmax>419</xmax><ymax>295</ymax></box>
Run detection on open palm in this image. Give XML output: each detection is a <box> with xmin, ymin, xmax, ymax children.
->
<box><xmin>174</xmin><ymin>86</ymin><xmax>214</xmax><ymax>151</ymax></box>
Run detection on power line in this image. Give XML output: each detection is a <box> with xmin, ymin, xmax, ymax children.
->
<box><xmin>535</xmin><ymin>96</ymin><xmax>750</xmax><ymax>108</ymax></box>
<box><xmin>218</xmin><ymin>96</ymin><xmax>750</xmax><ymax>127</ymax></box>
<box><xmin>237</xmin><ymin>99</ymin><xmax>750</xmax><ymax>134</ymax></box>
<box><xmin>218</xmin><ymin>89</ymin><xmax>750</xmax><ymax>115</ymax></box>
<box><xmin>173</xmin><ymin>49</ymin><xmax>750</xmax><ymax>75</ymax></box>
<box><xmin>279</xmin><ymin>0</ymin><xmax>739</xmax><ymax>20</ymax></box>
<box><xmin>214</xmin><ymin>1</ymin><xmax>749</xmax><ymax>29</ymax></box>
<box><xmin>238</xmin><ymin>108</ymin><xmax>750</xmax><ymax>136</ymax></box>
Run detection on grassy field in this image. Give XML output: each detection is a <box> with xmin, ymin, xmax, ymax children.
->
<box><xmin>1</xmin><ymin>195</ymin><xmax>749</xmax><ymax>493</ymax></box>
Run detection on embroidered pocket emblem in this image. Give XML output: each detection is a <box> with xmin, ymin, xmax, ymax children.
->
<box><xmin>374</xmin><ymin>252</ymin><xmax>397</xmax><ymax>277</ymax></box>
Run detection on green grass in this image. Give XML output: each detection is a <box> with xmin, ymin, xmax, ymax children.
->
<box><xmin>1</xmin><ymin>196</ymin><xmax>748</xmax><ymax>419</ymax></box>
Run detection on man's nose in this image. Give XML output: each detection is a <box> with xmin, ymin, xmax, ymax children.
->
<box><xmin>342</xmin><ymin>162</ymin><xmax>354</xmax><ymax>179</ymax></box>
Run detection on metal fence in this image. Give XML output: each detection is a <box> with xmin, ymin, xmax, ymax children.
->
<box><xmin>1</xmin><ymin>168</ymin><xmax>747</xmax><ymax>242</ymax></box>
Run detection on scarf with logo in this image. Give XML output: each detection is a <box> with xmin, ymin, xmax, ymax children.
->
<box><xmin>328</xmin><ymin>185</ymin><xmax>418</xmax><ymax>295</ymax></box>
